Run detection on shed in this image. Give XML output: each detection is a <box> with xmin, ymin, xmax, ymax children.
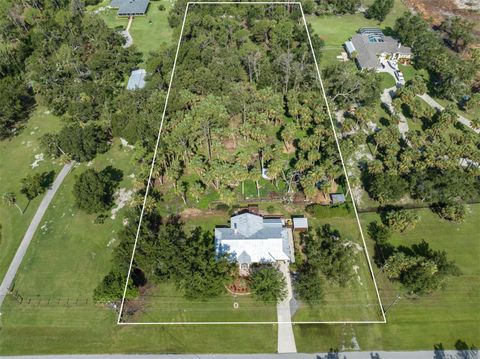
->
<box><xmin>127</xmin><ymin>69</ymin><xmax>146</xmax><ymax>90</ymax></box>
<box><xmin>330</xmin><ymin>193</ymin><xmax>346</xmax><ymax>204</ymax></box>
<box><xmin>292</xmin><ymin>217</ymin><xmax>308</xmax><ymax>232</ymax></box>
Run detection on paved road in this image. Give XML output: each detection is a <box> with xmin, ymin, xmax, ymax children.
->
<box><xmin>277</xmin><ymin>262</ymin><xmax>297</xmax><ymax>354</ymax></box>
<box><xmin>0</xmin><ymin>162</ymin><xmax>73</xmax><ymax>308</ymax></box>
<box><xmin>418</xmin><ymin>93</ymin><xmax>479</xmax><ymax>134</ymax></box>
<box><xmin>1</xmin><ymin>351</ymin><xmax>477</xmax><ymax>358</ymax></box>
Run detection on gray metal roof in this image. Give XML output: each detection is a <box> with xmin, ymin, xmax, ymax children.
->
<box><xmin>111</xmin><ymin>0</ymin><xmax>149</xmax><ymax>15</ymax></box>
<box><xmin>127</xmin><ymin>69</ymin><xmax>146</xmax><ymax>90</ymax></box>
<box><xmin>350</xmin><ymin>31</ymin><xmax>411</xmax><ymax>69</ymax></box>
<box><xmin>293</xmin><ymin>217</ymin><xmax>308</xmax><ymax>229</ymax></box>
<box><xmin>237</xmin><ymin>251</ymin><xmax>251</xmax><ymax>264</ymax></box>
<box><xmin>330</xmin><ymin>193</ymin><xmax>346</xmax><ymax>204</ymax></box>
<box><xmin>216</xmin><ymin>213</ymin><xmax>284</xmax><ymax>240</ymax></box>
<box><xmin>344</xmin><ymin>41</ymin><xmax>356</xmax><ymax>54</ymax></box>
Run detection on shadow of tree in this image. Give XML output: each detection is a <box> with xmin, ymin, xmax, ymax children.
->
<box><xmin>39</xmin><ymin>170</ymin><xmax>56</xmax><ymax>190</ymax></box>
<box><xmin>455</xmin><ymin>339</ymin><xmax>479</xmax><ymax>359</ymax></box>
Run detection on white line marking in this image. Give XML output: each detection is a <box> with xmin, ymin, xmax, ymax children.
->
<box><xmin>116</xmin><ymin>2</ymin><xmax>191</xmax><ymax>324</ymax></box>
<box><xmin>119</xmin><ymin>320</ymin><xmax>386</xmax><ymax>325</ymax></box>
<box><xmin>118</xmin><ymin>0</ymin><xmax>386</xmax><ymax>325</ymax></box>
<box><xmin>298</xmin><ymin>4</ymin><xmax>387</xmax><ymax>323</ymax></box>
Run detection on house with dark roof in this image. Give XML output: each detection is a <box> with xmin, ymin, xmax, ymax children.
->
<box><xmin>110</xmin><ymin>0</ymin><xmax>149</xmax><ymax>16</ymax></box>
<box><xmin>215</xmin><ymin>212</ymin><xmax>294</xmax><ymax>275</ymax></box>
<box><xmin>344</xmin><ymin>28</ymin><xmax>412</xmax><ymax>70</ymax></box>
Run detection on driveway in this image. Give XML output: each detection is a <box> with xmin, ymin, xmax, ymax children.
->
<box><xmin>380</xmin><ymin>86</ymin><xmax>409</xmax><ymax>139</ymax></box>
<box><xmin>418</xmin><ymin>93</ymin><xmax>480</xmax><ymax>134</ymax></box>
<box><xmin>277</xmin><ymin>261</ymin><xmax>297</xmax><ymax>354</ymax></box>
<box><xmin>0</xmin><ymin>162</ymin><xmax>73</xmax><ymax>309</ymax></box>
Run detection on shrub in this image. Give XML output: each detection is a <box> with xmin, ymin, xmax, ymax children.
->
<box><xmin>294</xmin><ymin>264</ymin><xmax>323</xmax><ymax>305</ymax></box>
<box><xmin>249</xmin><ymin>264</ymin><xmax>287</xmax><ymax>304</ymax></box>
<box><xmin>158</xmin><ymin>4</ymin><xmax>166</xmax><ymax>10</ymax></box>
<box><xmin>432</xmin><ymin>201</ymin><xmax>467</xmax><ymax>222</ymax></box>
<box><xmin>381</xmin><ymin>208</ymin><xmax>420</xmax><ymax>232</ymax></box>
<box><xmin>367</xmin><ymin>221</ymin><xmax>391</xmax><ymax>244</ymax></box>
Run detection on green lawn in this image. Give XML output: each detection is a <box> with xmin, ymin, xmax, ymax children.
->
<box><xmin>0</xmin><ymin>109</ymin><xmax>63</xmax><ymax>281</ymax></box>
<box><xmin>0</xmin><ymin>140</ymin><xmax>276</xmax><ymax>354</ymax></box>
<box><xmin>293</xmin><ymin>211</ymin><xmax>384</xmax><ymax>322</ymax></box>
<box><xmin>130</xmin><ymin>282</ymin><xmax>277</xmax><ymax>323</ymax></box>
<box><xmin>307</xmin><ymin>0</ymin><xmax>409</xmax><ymax>66</ymax></box>
<box><xmin>295</xmin><ymin>204</ymin><xmax>480</xmax><ymax>351</ymax></box>
<box><xmin>97</xmin><ymin>2</ymin><xmax>174</xmax><ymax>61</ymax></box>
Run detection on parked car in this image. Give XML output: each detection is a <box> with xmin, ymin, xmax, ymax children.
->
<box><xmin>394</xmin><ymin>70</ymin><xmax>405</xmax><ymax>84</ymax></box>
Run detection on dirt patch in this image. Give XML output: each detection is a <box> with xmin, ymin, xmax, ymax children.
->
<box><xmin>110</xmin><ymin>188</ymin><xmax>133</xmax><ymax>219</ymax></box>
<box><xmin>405</xmin><ymin>0</ymin><xmax>480</xmax><ymax>40</ymax></box>
<box><xmin>180</xmin><ymin>208</ymin><xmax>225</xmax><ymax>219</ymax></box>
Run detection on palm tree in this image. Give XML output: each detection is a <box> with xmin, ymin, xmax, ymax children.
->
<box><xmin>3</xmin><ymin>192</ymin><xmax>23</xmax><ymax>214</ymax></box>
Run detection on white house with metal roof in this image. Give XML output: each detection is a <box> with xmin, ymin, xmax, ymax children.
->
<box><xmin>215</xmin><ymin>212</ymin><xmax>294</xmax><ymax>275</ymax></box>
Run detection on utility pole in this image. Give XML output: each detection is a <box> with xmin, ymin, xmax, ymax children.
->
<box><xmin>384</xmin><ymin>294</ymin><xmax>401</xmax><ymax>315</ymax></box>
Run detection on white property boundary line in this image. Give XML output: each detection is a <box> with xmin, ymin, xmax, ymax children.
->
<box><xmin>118</xmin><ymin>1</ymin><xmax>386</xmax><ymax>325</ymax></box>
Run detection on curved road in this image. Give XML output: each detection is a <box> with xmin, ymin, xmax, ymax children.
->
<box><xmin>0</xmin><ymin>162</ymin><xmax>73</xmax><ymax>308</ymax></box>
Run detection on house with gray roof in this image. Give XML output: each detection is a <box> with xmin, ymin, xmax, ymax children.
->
<box><xmin>215</xmin><ymin>212</ymin><xmax>294</xmax><ymax>275</ymax></box>
<box><xmin>344</xmin><ymin>28</ymin><xmax>412</xmax><ymax>70</ymax></box>
<box><xmin>110</xmin><ymin>0</ymin><xmax>149</xmax><ymax>16</ymax></box>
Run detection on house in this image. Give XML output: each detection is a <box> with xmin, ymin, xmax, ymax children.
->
<box><xmin>215</xmin><ymin>212</ymin><xmax>294</xmax><ymax>275</ymax></box>
<box><xmin>110</xmin><ymin>0</ymin><xmax>149</xmax><ymax>16</ymax></box>
<box><xmin>344</xmin><ymin>28</ymin><xmax>412</xmax><ymax>70</ymax></box>
<box><xmin>127</xmin><ymin>69</ymin><xmax>146</xmax><ymax>90</ymax></box>
<box><xmin>292</xmin><ymin>217</ymin><xmax>308</xmax><ymax>232</ymax></box>
<box><xmin>330</xmin><ymin>193</ymin><xmax>346</xmax><ymax>204</ymax></box>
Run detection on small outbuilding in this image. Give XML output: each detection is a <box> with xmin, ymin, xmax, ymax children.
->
<box><xmin>292</xmin><ymin>217</ymin><xmax>308</xmax><ymax>232</ymax></box>
<box><xmin>127</xmin><ymin>69</ymin><xmax>146</xmax><ymax>90</ymax></box>
<box><xmin>110</xmin><ymin>0</ymin><xmax>150</xmax><ymax>16</ymax></box>
<box><xmin>330</xmin><ymin>193</ymin><xmax>346</xmax><ymax>204</ymax></box>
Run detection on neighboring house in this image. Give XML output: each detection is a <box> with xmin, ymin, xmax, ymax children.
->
<box><xmin>215</xmin><ymin>212</ymin><xmax>294</xmax><ymax>275</ymax></box>
<box><xmin>127</xmin><ymin>69</ymin><xmax>146</xmax><ymax>90</ymax></box>
<box><xmin>344</xmin><ymin>28</ymin><xmax>412</xmax><ymax>70</ymax></box>
<box><xmin>110</xmin><ymin>0</ymin><xmax>149</xmax><ymax>16</ymax></box>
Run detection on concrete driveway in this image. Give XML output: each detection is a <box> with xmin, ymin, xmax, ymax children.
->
<box><xmin>277</xmin><ymin>261</ymin><xmax>297</xmax><ymax>354</ymax></box>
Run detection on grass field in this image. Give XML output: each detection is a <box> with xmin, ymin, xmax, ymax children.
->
<box><xmin>97</xmin><ymin>1</ymin><xmax>174</xmax><ymax>61</ymax></box>
<box><xmin>0</xmin><ymin>109</ymin><xmax>63</xmax><ymax>281</ymax></box>
<box><xmin>130</xmin><ymin>282</ymin><xmax>277</xmax><ymax>323</ymax></box>
<box><xmin>292</xmin><ymin>212</ymin><xmax>384</xmax><ymax>322</ymax></box>
<box><xmin>294</xmin><ymin>204</ymin><xmax>480</xmax><ymax>351</ymax></box>
<box><xmin>0</xmin><ymin>138</ymin><xmax>277</xmax><ymax>354</ymax></box>
<box><xmin>307</xmin><ymin>0</ymin><xmax>409</xmax><ymax>66</ymax></box>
